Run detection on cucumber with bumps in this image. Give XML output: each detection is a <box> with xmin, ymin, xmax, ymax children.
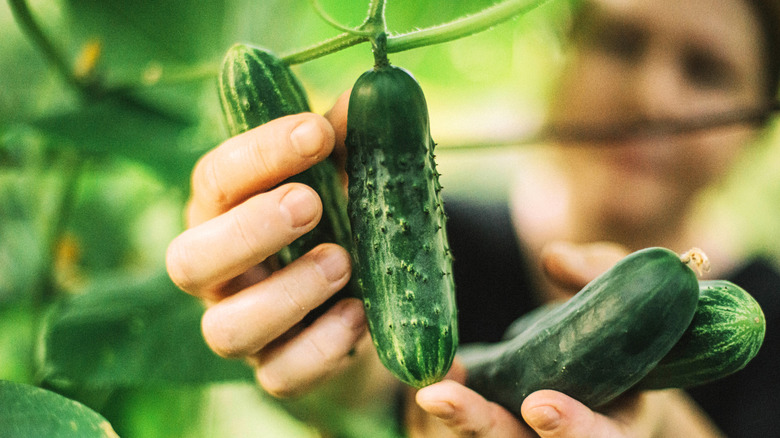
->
<box><xmin>345</xmin><ymin>35</ymin><xmax>457</xmax><ymax>388</ymax></box>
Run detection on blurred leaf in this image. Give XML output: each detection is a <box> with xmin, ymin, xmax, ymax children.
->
<box><xmin>0</xmin><ymin>380</ymin><xmax>119</xmax><ymax>438</ymax></box>
<box><xmin>0</xmin><ymin>304</ymin><xmax>37</xmax><ymax>383</ymax></box>
<box><xmin>30</xmin><ymin>95</ymin><xmax>213</xmax><ymax>188</ymax></box>
<box><xmin>39</xmin><ymin>271</ymin><xmax>253</xmax><ymax>389</ymax></box>
<box><xmin>62</xmin><ymin>0</ymin><xmax>228</xmax><ymax>80</ymax></box>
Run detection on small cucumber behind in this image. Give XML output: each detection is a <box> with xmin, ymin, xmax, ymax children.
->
<box><xmin>635</xmin><ymin>279</ymin><xmax>766</xmax><ymax>390</ymax></box>
<box><xmin>219</xmin><ymin>43</ymin><xmax>352</xmax><ymax>266</ymax></box>
<box><xmin>218</xmin><ymin>44</ymin><xmax>355</xmax><ymax>317</ymax></box>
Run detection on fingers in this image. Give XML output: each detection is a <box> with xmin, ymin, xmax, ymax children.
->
<box><xmin>188</xmin><ymin>112</ymin><xmax>336</xmax><ymax>226</ymax></box>
<box><xmin>324</xmin><ymin>89</ymin><xmax>350</xmax><ymax>149</ymax></box>
<box><xmin>521</xmin><ymin>390</ymin><xmax>633</xmax><ymax>438</ymax></box>
<box><xmin>251</xmin><ymin>297</ymin><xmax>368</xmax><ymax>398</ymax></box>
<box><xmin>200</xmin><ymin>243</ymin><xmax>352</xmax><ymax>358</ymax></box>
<box><xmin>167</xmin><ymin>183</ymin><xmax>322</xmax><ymax>298</ymax></box>
<box><xmin>323</xmin><ymin>89</ymin><xmax>351</xmax><ymax>177</ymax></box>
<box><xmin>415</xmin><ymin>373</ymin><xmax>532</xmax><ymax>437</ymax></box>
<box><xmin>541</xmin><ymin>241</ymin><xmax>629</xmax><ymax>292</ymax></box>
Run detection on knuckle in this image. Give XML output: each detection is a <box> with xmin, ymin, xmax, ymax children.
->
<box><xmin>256</xmin><ymin>367</ymin><xmax>297</xmax><ymax>398</ymax></box>
<box><xmin>192</xmin><ymin>154</ymin><xmax>230</xmax><ymax>210</ymax></box>
<box><xmin>244</xmin><ymin>131</ymin><xmax>278</xmax><ymax>178</ymax></box>
<box><xmin>310</xmin><ymin>113</ymin><xmax>337</xmax><ymax>153</ymax></box>
<box><xmin>303</xmin><ymin>333</ymin><xmax>341</xmax><ymax>369</ymax></box>
<box><xmin>230</xmin><ymin>206</ymin><xmax>264</xmax><ymax>258</ymax></box>
<box><xmin>165</xmin><ymin>237</ymin><xmax>197</xmax><ymax>293</ymax></box>
<box><xmin>201</xmin><ymin>309</ymin><xmax>246</xmax><ymax>358</ymax></box>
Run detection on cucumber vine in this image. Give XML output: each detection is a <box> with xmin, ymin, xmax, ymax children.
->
<box><xmin>9</xmin><ymin>0</ymin><xmax>552</xmax><ymax>94</ymax></box>
<box><xmin>285</xmin><ymin>0</ymin><xmax>553</xmax><ymax>65</ymax></box>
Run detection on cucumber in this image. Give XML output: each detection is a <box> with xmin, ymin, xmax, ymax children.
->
<box><xmin>635</xmin><ymin>279</ymin><xmax>766</xmax><ymax>389</ymax></box>
<box><xmin>460</xmin><ymin>247</ymin><xmax>700</xmax><ymax>416</ymax></box>
<box><xmin>498</xmin><ymin>279</ymin><xmax>767</xmax><ymax>392</ymax></box>
<box><xmin>501</xmin><ymin>301</ymin><xmax>564</xmax><ymax>341</ymax></box>
<box><xmin>344</xmin><ymin>35</ymin><xmax>457</xmax><ymax>388</ymax></box>
<box><xmin>218</xmin><ymin>44</ymin><xmax>355</xmax><ymax>318</ymax></box>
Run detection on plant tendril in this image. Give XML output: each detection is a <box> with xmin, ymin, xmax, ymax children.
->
<box><xmin>309</xmin><ymin>0</ymin><xmax>373</xmax><ymax>36</ymax></box>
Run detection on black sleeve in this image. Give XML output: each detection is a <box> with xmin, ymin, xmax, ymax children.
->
<box><xmin>444</xmin><ymin>196</ymin><xmax>539</xmax><ymax>344</ymax></box>
<box><xmin>686</xmin><ymin>258</ymin><xmax>780</xmax><ymax>438</ymax></box>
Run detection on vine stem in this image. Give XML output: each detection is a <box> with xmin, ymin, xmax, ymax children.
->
<box><xmin>283</xmin><ymin>0</ymin><xmax>553</xmax><ymax>65</ymax></box>
<box><xmin>387</xmin><ymin>0</ymin><xmax>552</xmax><ymax>53</ymax></box>
<box><xmin>282</xmin><ymin>32</ymin><xmax>369</xmax><ymax>66</ymax></box>
<box><xmin>7</xmin><ymin>0</ymin><xmax>90</xmax><ymax>92</ymax></box>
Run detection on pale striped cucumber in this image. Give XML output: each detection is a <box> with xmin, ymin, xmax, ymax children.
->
<box><xmin>218</xmin><ymin>43</ymin><xmax>354</xmax><ymax>303</ymax></box>
<box><xmin>636</xmin><ymin>279</ymin><xmax>766</xmax><ymax>389</ymax></box>
<box><xmin>345</xmin><ymin>37</ymin><xmax>457</xmax><ymax>388</ymax></box>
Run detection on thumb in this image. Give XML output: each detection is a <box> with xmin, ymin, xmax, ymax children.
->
<box><xmin>521</xmin><ymin>390</ymin><xmax>630</xmax><ymax>438</ymax></box>
<box><xmin>541</xmin><ymin>241</ymin><xmax>629</xmax><ymax>292</ymax></box>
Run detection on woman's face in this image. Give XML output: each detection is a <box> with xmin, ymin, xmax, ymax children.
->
<box><xmin>549</xmin><ymin>0</ymin><xmax>769</xmax><ymax>229</ymax></box>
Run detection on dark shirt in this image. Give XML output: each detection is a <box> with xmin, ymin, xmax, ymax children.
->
<box><xmin>446</xmin><ymin>196</ymin><xmax>780</xmax><ymax>437</ymax></box>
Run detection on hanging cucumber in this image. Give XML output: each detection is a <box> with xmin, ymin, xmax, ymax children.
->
<box><xmin>460</xmin><ymin>247</ymin><xmax>701</xmax><ymax>416</ymax></box>
<box><xmin>218</xmin><ymin>43</ymin><xmax>355</xmax><ymax>309</ymax></box>
<box><xmin>345</xmin><ymin>33</ymin><xmax>457</xmax><ymax>388</ymax></box>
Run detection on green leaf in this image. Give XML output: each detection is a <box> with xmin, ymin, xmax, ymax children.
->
<box><xmin>38</xmin><ymin>271</ymin><xmax>254</xmax><ymax>389</ymax></box>
<box><xmin>61</xmin><ymin>0</ymin><xmax>229</xmax><ymax>84</ymax></box>
<box><xmin>0</xmin><ymin>380</ymin><xmax>119</xmax><ymax>438</ymax></box>
<box><xmin>30</xmin><ymin>95</ymin><xmax>215</xmax><ymax>188</ymax></box>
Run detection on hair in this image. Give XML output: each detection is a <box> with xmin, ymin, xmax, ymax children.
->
<box><xmin>746</xmin><ymin>0</ymin><xmax>780</xmax><ymax>100</ymax></box>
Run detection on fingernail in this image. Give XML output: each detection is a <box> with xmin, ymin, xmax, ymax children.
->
<box><xmin>424</xmin><ymin>400</ymin><xmax>455</xmax><ymax>419</ymax></box>
<box><xmin>525</xmin><ymin>405</ymin><xmax>561</xmax><ymax>432</ymax></box>
<box><xmin>314</xmin><ymin>247</ymin><xmax>350</xmax><ymax>283</ymax></box>
<box><xmin>279</xmin><ymin>186</ymin><xmax>319</xmax><ymax>229</ymax></box>
<box><xmin>290</xmin><ymin>120</ymin><xmax>323</xmax><ymax>158</ymax></box>
<box><xmin>338</xmin><ymin>299</ymin><xmax>366</xmax><ymax>329</ymax></box>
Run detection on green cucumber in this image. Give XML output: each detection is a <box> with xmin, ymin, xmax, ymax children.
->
<box><xmin>344</xmin><ymin>35</ymin><xmax>457</xmax><ymax>388</ymax></box>
<box><xmin>499</xmin><ymin>279</ymin><xmax>767</xmax><ymax>392</ymax></box>
<box><xmin>460</xmin><ymin>247</ymin><xmax>700</xmax><ymax>416</ymax></box>
<box><xmin>636</xmin><ymin>279</ymin><xmax>766</xmax><ymax>389</ymax></box>
<box><xmin>218</xmin><ymin>44</ymin><xmax>355</xmax><ymax>316</ymax></box>
<box><xmin>501</xmin><ymin>301</ymin><xmax>564</xmax><ymax>341</ymax></box>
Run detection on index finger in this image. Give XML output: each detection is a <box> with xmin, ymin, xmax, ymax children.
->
<box><xmin>188</xmin><ymin>112</ymin><xmax>336</xmax><ymax>226</ymax></box>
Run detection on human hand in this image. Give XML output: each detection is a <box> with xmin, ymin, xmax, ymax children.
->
<box><xmin>411</xmin><ymin>369</ymin><xmax>721</xmax><ymax>438</ymax></box>
<box><xmin>165</xmin><ymin>92</ymin><xmax>371</xmax><ymax>397</ymax></box>
<box><xmin>409</xmin><ymin>365</ymin><xmax>667</xmax><ymax>438</ymax></box>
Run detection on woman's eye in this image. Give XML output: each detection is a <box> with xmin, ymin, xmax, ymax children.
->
<box><xmin>580</xmin><ymin>24</ymin><xmax>645</xmax><ymax>63</ymax></box>
<box><xmin>683</xmin><ymin>50</ymin><xmax>737</xmax><ymax>90</ymax></box>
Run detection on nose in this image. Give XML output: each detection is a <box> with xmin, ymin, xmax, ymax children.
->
<box><xmin>624</xmin><ymin>48</ymin><xmax>686</xmax><ymax>121</ymax></box>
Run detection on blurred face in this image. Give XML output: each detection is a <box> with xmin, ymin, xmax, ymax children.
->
<box><xmin>549</xmin><ymin>0</ymin><xmax>768</xmax><ymax>231</ymax></box>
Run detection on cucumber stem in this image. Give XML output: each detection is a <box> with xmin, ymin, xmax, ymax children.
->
<box><xmin>365</xmin><ymin>0</ymin><xmax>389</xmax><ymax>68</ymax></box>
<box><xmin>372</xmin><ymin>32</ymin><xmax>390</xmax><ymax>69</ymax></box>
<box><xmin>680</xmin><ymin>248</ymin><xmax>711</xmax><ymax>276</ymax></box>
